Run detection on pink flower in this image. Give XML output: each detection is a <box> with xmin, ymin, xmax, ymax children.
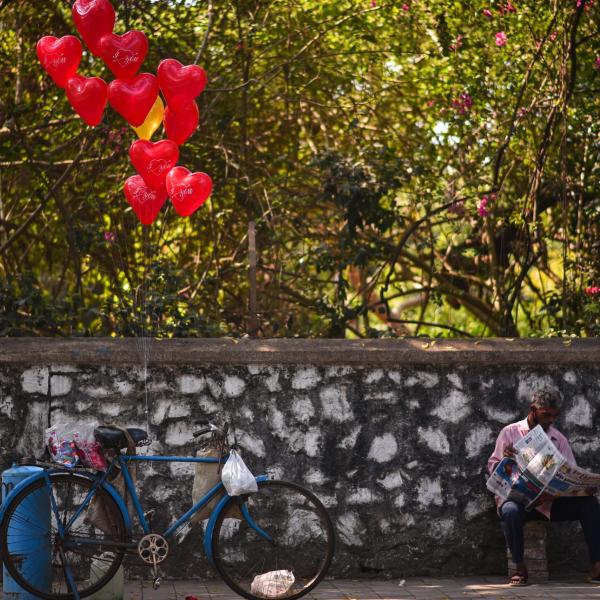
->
<box><xmin>585</xmin><ymin>286</ymin><xmax>600</xmax><ymax>296</ymax></box>
<box><xmin>478</xmin><ymin>196</ymin><xmax>490</xmax><ymax>217</ymax></box>
<box><xmin>104</xmin><ymin>231</ymin><xmax>116</xmax><ymax>243</ymax></box>
<box><xmin>451</xmin><ymin>92</ymin><xmax>473</xmax><ymax>114</ymax></box>
<box><xmin>595</xmin><ymin>57</ymin><xmax>600</xmax><ymax>70</ymax></box>
<box><xmin>495</xmin><ymin>31</ymin><xmax>508</xmax><ymax>47</ymax></box>
<box><xmin>370</xmin><ymin>0</ymin><xmax>376</xmax><ymax>6</ymax></box>
<box><xmin>483</xmin><ymin>9</ymin><xmax>493</xmax><ymax>17</ymax></box>
<box><xmin>549</xmin><ymin>30</ymin><xmax>558</xmax><ymax>42</ymax></box>
<box><xmin>450</xmin><ymin>34</ymin><xmax>463</xmax><ymax>51</ymax></box>
<box><xmin>402</xmin><ymin>3</ymin><xmax>410</xmax><ymax>10</ymax></box>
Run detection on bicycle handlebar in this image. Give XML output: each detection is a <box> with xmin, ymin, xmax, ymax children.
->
<box><xmin>192</xmin><ymin>420</ymin><xmax>228</xmax><ymax>439</ymax></box>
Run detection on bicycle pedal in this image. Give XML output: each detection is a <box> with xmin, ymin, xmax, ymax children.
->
<box><xmin>153</xmin><ymin>577</ymin><xmax>162</xmax><ymax>590</ymax></box>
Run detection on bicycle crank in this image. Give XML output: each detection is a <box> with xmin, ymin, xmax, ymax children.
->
<box><xmin>138</xmin><ymin>533</ymin><xmax>169</xmax><ymax>564</ymax></box>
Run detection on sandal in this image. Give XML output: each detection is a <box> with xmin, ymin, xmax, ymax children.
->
<box><xmin>509</xmin><ymin>572</ymin><xmax>528</xmax><ymax>586</ymax></box>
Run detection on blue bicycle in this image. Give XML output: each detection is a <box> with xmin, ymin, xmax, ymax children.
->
<box><xmin>0</xmin><ymin>421</ymin><xmax>335</xmax><ymax>600</ymax></box>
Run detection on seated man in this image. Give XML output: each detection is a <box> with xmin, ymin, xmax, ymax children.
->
<box><xmin>487</xmin><ymin>387</ymin><xmax>600</xmax><ymax>586</ymax></box>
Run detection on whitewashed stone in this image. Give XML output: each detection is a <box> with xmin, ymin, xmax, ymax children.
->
<box><xmin>338</xmin><ymin>426</ymin><xmax>361</xmax><ymax>450</ymax></box>
<box><xmin>406</xmin><ymin>372</ymin><xmax>439</xmax><ymax>388</ymax></box>
<box><xmin>238</xmin><ymin>431</ymin><xmax>266</xmax><ymax>457</ymax></box>
<box><xmin>465</xmin><ymin>425</ymin><xmax>493</xmax><ymax>458</ymax></box>
<box><xmin>291</xmin><ymin>397</ymin><xmax>315</xmax><ymax>423</ymax></box>
<box><xmin>50</xmin><ymin>375</ymin><xmax>72</xmax><ymax>397</ymax></box>
<box><xmin>336</xmin><ymin>512</ymin><xmax>365</xmax><ymax>547</ymax></box>
<box><xmin>417</xmin><ymin>477</ymin><xmax>443</xmax><ymax>507</ymax></box>
<box><xmin>377</xmin><ymin>471</ymin><xmax>404</xmax><ymax>490</ymax></box>
<box><xmin>291</xmin><ymin>367</ymin><xmax>321</xmax><ymax>390</ymax></box>
<box><xmin>564</xmin><ymin>395</ymin><xmax>593</xmax><ymax>427</ymax></box>
<box><xmin>431</xmin><ymin>390</ymin><xmax>471</xmax><ymax>423</ymax></box>
<box><xmin>224</xmin><ymin>375</ymin><xmax>245</xmax><ymax>398</ymax></box>
<box><xmin>418</xmin><ymin>426</ymin><xmax>450</xmax><ymax>454</ymax></box>
<box><xmin>21</xmin><ymin>367</ymin><xmax>49</xmax><ymax>395</ymax></box>
<box><xmin>365</xmin><ymin>369</ymin><xmax>384</xmax><ymax>384</ymax></box>
<box><xmin>178</xmin><ymin>375</ymin><xmax>205</xmax><ymax>394</ymax></box>
<box><xmin>367</xmin><ymin>433</ymin><xmax>398</xmax><ymax>462</ymax></box>
<box><xmin>320</xmin><ymin>385</ymin><xmax>353</xmax><ymax>422</ymax></box>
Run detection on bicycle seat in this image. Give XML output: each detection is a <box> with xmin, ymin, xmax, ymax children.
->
<box><xmin>94</xmin><ymin>426</ymin><xmax>148</xmax><ymax>449</ymax></box>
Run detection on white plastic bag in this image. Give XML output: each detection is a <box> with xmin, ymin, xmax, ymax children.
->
<box><xmin>221</xmin><ymin>449</ymin><xmax>258</xmax><ymax>496</ymax></box>
<box><xmin>250</xmin><ymin>570</ymin><xmax>295</xmax><ymax>599</ymax></box>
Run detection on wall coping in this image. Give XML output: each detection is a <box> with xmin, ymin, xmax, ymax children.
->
<box><xmin>0</xmin><ymin>337</ymin><xmax>599</xmax><ymax>366</ymax></box>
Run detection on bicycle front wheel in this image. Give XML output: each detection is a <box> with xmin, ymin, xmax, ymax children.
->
<box><xmin>0</xmin><ymin>472</ymin><xmax>129</xmax><ymax>600</ymax></box>
<box><xmin>211</xmin><ymin>479</ymin><xmax>335</xmax><ymax>600</ymax></box>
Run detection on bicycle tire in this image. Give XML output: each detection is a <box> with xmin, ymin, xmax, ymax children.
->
<box><xmin>0</xmin><ymin>471</ymin><xmax>129</xmax><ymax>600</ymax></box>
<box><xmin>211</xmin><ymin>479</ymin><xmax>335</xmax><ymax>600</ymax></box>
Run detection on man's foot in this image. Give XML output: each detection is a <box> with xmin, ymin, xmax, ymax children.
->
<box><xmin>509</xmin><ymin>572</ymin><xmax>528</xmax><ymax>586</ymax></box>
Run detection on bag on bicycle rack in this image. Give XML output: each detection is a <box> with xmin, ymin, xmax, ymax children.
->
<box><xmin>46</xmin><ymin>422</ymin><xmax>108</xmax><ymax>471</ymax></box>
<box><xmin>221</xmin><ymin>449</ymin><xmax>258</xmax><ymax>496</ymax></box>
<box><xmin>191</xmin><ymin>444</ymin><xmax>242</xmax><ymax>521</ymax></box>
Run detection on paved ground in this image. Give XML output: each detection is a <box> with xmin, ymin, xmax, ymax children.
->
<box><xmin>116</xmin><ymin>577</ymin><xmax>600</xmax><ymax>600</ymax></box>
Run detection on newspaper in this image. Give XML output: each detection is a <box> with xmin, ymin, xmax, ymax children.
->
<box><xmin>486</xmin><ymin>425</ymin><xmax>600</xmax><ymax>508</ymax></box>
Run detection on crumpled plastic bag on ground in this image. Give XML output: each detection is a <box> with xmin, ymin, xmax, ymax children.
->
<box><xmin>250</xmin><ymin>570</ymin><xmax>295</xmax><ymax>599</ymax></box>
<box><xmin>221</xmin><ymin>449</ymin><xmax>258</xmax><ymax>496</ymax></box>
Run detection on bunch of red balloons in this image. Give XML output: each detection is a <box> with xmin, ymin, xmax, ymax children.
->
<box><xmin>36</xmin><ymin>0</ymin><xmax>212</xmax><ymax>225</ymax></box>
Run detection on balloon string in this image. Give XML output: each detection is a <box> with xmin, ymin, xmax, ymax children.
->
<box><xmin>124</xmin><ymin>0</ymin><xmax>130</xmax><ymax>31</ymax></box>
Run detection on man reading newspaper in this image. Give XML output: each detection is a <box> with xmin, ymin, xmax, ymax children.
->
<box><xmin>487</xmin><ymin>387</ymin><xmax>600</xmax><ymax>586</ymax></box>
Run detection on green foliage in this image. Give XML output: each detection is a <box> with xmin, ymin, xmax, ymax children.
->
<box><xmin>0</xmin><ymin>0</ymin><xmax>599</xmax><ymax>338</ymax></box>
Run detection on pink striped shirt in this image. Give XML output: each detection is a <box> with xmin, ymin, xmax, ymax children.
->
<box><xmin>487</xmin><ymin>417</ymin><xmax>576</xmax><ymax>518</ymax></box>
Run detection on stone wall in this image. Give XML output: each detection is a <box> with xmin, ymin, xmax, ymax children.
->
<box><xmin>1</xmin><ymin>338</ymin><xmax>599</xmax><ymax>579</ymax></box>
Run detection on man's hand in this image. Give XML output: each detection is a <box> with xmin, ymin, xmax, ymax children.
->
<box><xmin>503</xmin><ymin>445</ymin><xmax>516</xmax><ymax>458</ymax></box>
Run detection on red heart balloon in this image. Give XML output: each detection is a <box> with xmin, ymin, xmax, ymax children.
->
<box><xmin>66</xmin><ymin>75</ymin><xmax>108</xmax><ymax>127</ymax></box>
<box><xmin>166</xmin><ymin>166</ymin><xmax>212</xmax><ymax>217</ymax></box>
<box><xmin>129</xmin><ymin>139</ymin><xmax>179</xmax><ymax>191</ymax></box>
<box><xmin>124</xmin><ymin>176</ymin><xmax>167</xmax><ymax>225</ymax></box>
<box><xmin>99</xmin><ymin>31</ymin><xmax>148</xmax><ymax>80</ymax></box>
<box><xmin>72</xmin><ymin>0</ymin><xmax>115</xmax><ymax>57</ymax></box>
<box><xmin>164</xmin><ymin>101</ymin><xmax>199</xmax><ymax>146</ymax></box>
<box><xmin>36</xmin><ymin>36</ymin><xmax>82</xmax><ymax>88</ymax></box>
<box><xmin>108</xmin><ymin>73</ymin><xmax>159</xmax><ymax>127</ymax></box>
<box><xmin>157</xmin><ymin>59</ymin><xmax>207</xmax><ymax>111</ymax></box>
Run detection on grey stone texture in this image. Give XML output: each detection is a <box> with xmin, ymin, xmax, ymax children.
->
<box><xmin>0</xmin><ymin>338</ymin><xmax>599</xmax><ymax>579</ymax></box>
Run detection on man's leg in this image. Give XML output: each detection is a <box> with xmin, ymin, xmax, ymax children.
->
<box><xmin>551</xmin><ymin>496</ymin><xmax>600</xmax><ymax>578</ymax></box>
<box><xmin>500</xmin><ymin>501</ymin><xmax>528</xmax><ymax>582</ymax></box>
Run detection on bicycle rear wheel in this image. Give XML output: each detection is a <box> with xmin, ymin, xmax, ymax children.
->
<box><xmin>211</xmin><ymin>479</ymin><xmax>334</xmax><ymax>600</ymax></box>
<box><xmin>0</xmin><ymin>472</ymin><xmax>129</xmax><ymax>600</ymax></box>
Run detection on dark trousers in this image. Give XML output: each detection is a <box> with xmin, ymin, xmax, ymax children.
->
<box><xmin>500</xmin><ymin>497</ymin><xmax>600</xmax><ymax>564</ymax></box>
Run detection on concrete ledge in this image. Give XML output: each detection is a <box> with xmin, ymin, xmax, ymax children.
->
<box><xmin>0</xmin><ymin>337</ymin><xmax>599</xmax><ymax>366</ymax></box>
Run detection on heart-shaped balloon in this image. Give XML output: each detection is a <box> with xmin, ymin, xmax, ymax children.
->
<box><xmin>129</xmin><ymin>139</ymin><xmax>179</xmax><ymax>190</ymax></box>
<box><xmin>166</xmin><ymin>166</ymin><xmax>212</xmax><ymax>217</ymax></box>
<box><xmin>164</xmin><ymin>100</ymin><xmax>199</xmax><ymax>146</ymax></box>
<box><xmin>157</xmin><ymin>59</ymin><xmax>207</xmax><ymax>111</ymax></box>
<box><xmin>72</xmin><ymin>0</ymin><xmax>115</xmax><ymax>57</ymax></box>
<box><xmin>99</xmin><ymin>30</ymin><xmax>148</xmax><ymax>79</ymax></box>
<box><xmin>124</xmin><ymin>175</ymin><xmax>167</xmax><ymax>225</ymax></box>
<box><xmin>36</xmin><ymin>36</ymin><xmax>82</xmax><ymax>88</ymax></box>
<box><xmin>66</xmin><ymin>75</ymin><xmax>108</xmax><ymax>127</ymax></box>
<box><xmin>108</xmin><ymin>73</ymin><xmax>159</xmax><ymax>127</ymax></box>
<box><xmin>132</xmin><ymin>95</ymin><xmax>165</xmax><ymax>141</ymax></box>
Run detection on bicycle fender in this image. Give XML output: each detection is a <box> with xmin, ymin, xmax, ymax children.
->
<box><xmin>204</xmin><ymin>474</ymin><xmax>269</xmax><ymax>563</ymax></box>
<box><xmin>0</xmin><ymin>469</ymin><xmax>133</xmax><ymax>534</ymax></box>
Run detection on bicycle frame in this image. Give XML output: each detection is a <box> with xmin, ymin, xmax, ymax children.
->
<box><xmin>51</xmin><ymin>452</ymin><xmax>271</xmax><ymax>561</ymax></box>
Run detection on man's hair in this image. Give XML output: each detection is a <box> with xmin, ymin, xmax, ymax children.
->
<box><xmin>530</xmin><ymin>387</ymin><xmax>561</xmax><ymax>410</ymax></box>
